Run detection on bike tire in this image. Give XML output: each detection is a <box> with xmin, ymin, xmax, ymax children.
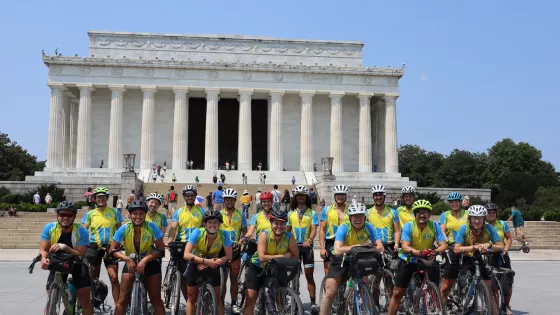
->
<box><xmin>276</xmin><ymin>287</ymin><xmax>304</xmax><ymax>315</ymax></box>
<box><xmin>195</xmin><ymin>282</ymin><xmax>218</xmax><ymax>315</ymax></box>
<box><xmin>170</xmin><ymin>270</ymin><xmax>182</xmax><ymax>315</ymax></box>
<box><xmin>236</xmin><ymin>260</ymin><xmax>248</xmax><ymax>310</ymax></box>
<box><xmin>370</xmin><ymin>269</ymin><xmax>394</xmax><ymax>313</ymax></box>
<box><xmin>346</xmin><ymin>282</ymin><xmax>378</xmax><ymax>315</ymax></box>
<box><xmin>290</xmin><ymin>267</ymin><xmax>300</xmax><ymax>295</ymax></box>
<box><xmin>163</xmin><ymin>262</ymin><xmax>173</xmax><ymax>307</ymax></box>
<box><xmin>493</xmin><ymin>275</ymin><xmax>505</xmax><ymax>315</ymax></box>
<box><xmin>47</xmin><ymin>283</ymin><xmax>61</xmax><ymax>315</ymax></box>
<box><xmin>464</xmin><ymin>280</ymin><xmax>493</xmax><ymax>315</ymax></box>
<box><xmin>522</xmin><ymin>246</ymin><xmax>530</xmax><ymax>253</ymax></box>
<box><xmin>130</xmin><ymin>280</ymin><xmax>148</xmax><ymax>315</ymax></box>
<box><xmin>220</xmin><ymin>265</ymin><xmax>228</xmax><ymax>304</ymax></box>
<box><xmin>420</xmin><ymin>281</ymin><xmax>445</xmax><ymax>315</ymax></box>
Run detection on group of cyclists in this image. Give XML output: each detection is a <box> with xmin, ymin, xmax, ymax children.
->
<box><xmin>37</xmin><ymin>182</ymin><xmax>518</xmax><ymax>315</ymax></box>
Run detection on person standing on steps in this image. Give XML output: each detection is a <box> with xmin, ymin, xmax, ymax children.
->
<box><xmin>240</xmin><ymin>190</ymin><xmax>251</xmax><ymax>220</ymax></box>
<box><xmin>507</xmin><ymin>204</ymin><xmax>525</xmax><ymax>240</ymax></box>
<box><xmin>309</xmin><ymin>187</ymin><xmax>318</xmax><ymax>211</ymax></box>
<box><xmin>167</xmin><ymin>186</ymin><xmax>178</xmax><ymax>218</ymax></box>
<box><xmin>213</xmin><ymin>186</ymin><xmax>224</xmax><ymax>211</ymax></box>
<box><xmin>271</xmin><ymin>185</ymin><xmax>281</xmax><ymax>211</ymax></box>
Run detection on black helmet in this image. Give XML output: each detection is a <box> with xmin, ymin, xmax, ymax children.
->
<box><xmin>484</xmin><ymin>203</ymin><xmax>499</xmax><ymax>211</ymax></box>
<box><xmin>128</xmin><ymin>199</ymin><xmax>148</xmax><ymax>213</ymax></box>
<box><xmin>269</xmin><ymin>208</ymin><xmax>288</xmax><ymax>222</ymax></box>
<box><xmin>56</xmin><ymin>201</ymin><xmax>77</xmax><ymax>214</ymax></box>
<box><xmin>202</xmin><ymin>210</ymin><xmax>223</xmax><ymax>223</ymax></box>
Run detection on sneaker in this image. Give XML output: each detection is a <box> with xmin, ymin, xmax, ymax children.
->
<box><xmin>310</xmin><ymin>303</ymin><xmax>319</xmax><ymax>314</ymax></box>
<box><xmin>232</xmin><ymin>304</ymin><xmax>243</xmax><ymax>314</ymax></box>
<box><xmin>506</xmin><ymin>306</ymin><xmax>514</xmax><ymax>315</ymax></box>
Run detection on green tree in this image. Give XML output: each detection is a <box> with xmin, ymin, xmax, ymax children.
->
<box><xmin>438</xmin><ymin>149</ymin><xmax>487</xmax><ymax>188</ymax></box>
<box><xmin>398</xmin><ymin>145</ymin><xmax>445</xmax><ymax>187</ymax></box>
<box><xmin>0</xmin><ymin>132</ymin><xmax>45</xmax><ymax>181</ymax></box>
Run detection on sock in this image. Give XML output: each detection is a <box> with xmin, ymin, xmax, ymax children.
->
<box><xmin>310</xmin><ymin>296</ymin><xmax>316</xmax><ymax>305</ymax></box>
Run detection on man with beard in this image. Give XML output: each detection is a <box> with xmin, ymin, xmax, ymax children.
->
<box><xmin>367</xmin><ymin>185</ymin><xmax>400</xmax><ymax>252</ymax></box>
<box><xmin>319</xmin><ymin>184</ymin><xmax>349</xmax><ymax>274</ymax></box>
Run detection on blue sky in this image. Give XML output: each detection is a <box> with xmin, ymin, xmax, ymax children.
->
<box><xmin>1</xmin><ymin>1</ymin><xmax>558</xmax><ymax>168</ymax></box>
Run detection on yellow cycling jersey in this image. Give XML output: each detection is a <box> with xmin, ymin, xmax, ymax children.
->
<box><xmin>454</xmin><ymin>224</ymin><xmax>501</xmax><ymax>257</ymax></box>
<box><xmin>251</xmin><ymin>229</ymin><xmax>293</xmax><ymax>268</ymax></box>
<box><xmin>489</xmin><ymin>220</ymin><xmax>510</xmax><ymax>243</ymax></box>
<box><xmin>112</xmin><ymin>221</ymin><xmax>164</xmax><ymax>256</ymax></box>
<box><xmin>334</xmin><ymin>221</ymin><xmax>380</xmax><ymax>248</ymax></box>
<box><xmin>320</xmin><ymin>204</ymin><xmax>349</xmax><ymax>240</ymax></box>
<box><xmin>41</xmin><ymin>222</ymin><xmax>89</xmax><ymax>248</ymax></box>
<box><xmin>172</xmin><ymin>205</ymin><xmax>205</xmax><ymax>242</ymax></box>
<box><xmin>221</xmin><ymin>208</ymin><xmax>248</xmax><ymax>244</ymax></box>
<box><xmin>81</xmin><ymin>207</ymin><xmax>124</xmax><ymax>245</ymax></box>
<box><xmin>287</xmin><ymin>209</ymin><xmax>319</xmax><ymax>244</ymax></box>
<box><xmin>367</xmin><ymin>206</ymin><xmax>399</xmax><ymax>244</ymax></box>
<box><xmin>439</xmin><ymin>210</ymin><xmax>468</xmax><ymax>243</ymax></box>
<box><xmin>145</xmin><ymin>212</ymin><xmax>168</xmax><ymax>230</ymax></box>
<box><xmin>250</xmin><ymin>211</ymin><xmax>272</xmax><ymax>237</ymax></box>
<box><xmin>188</xmin><ymin>228</ymin><xmax>233</xmax><ymax>258</ymax></box>
<box><xmin>399</xmin><ymin>220</ymin><xmax>446</xmax><ymax>263</ymax></box>
<box><xmin>397</xmin><ymin>205</ymin><xmax>416</xmax><ymax>229</ymax></box>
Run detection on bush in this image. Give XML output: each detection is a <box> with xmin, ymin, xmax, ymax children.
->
<box><xmin>543</xmin><ymin>210</ymin><xmax>560</xmax><ymax>222</ymax></box>
<box><xmin>0</xmin><ymin>193</ymin><xmax>20</xmax><ymax>204</ymax></box>
<box><xmin>0</xmin><ymin>202</ymin><xmax>51</xmax><ymax>212</ymax></box>
<box><xmin>36</xmin><ymin>183</ymin><xmax>66</xmax><ymax>203</ymax></box>
<box><xmin>74</xmin><ymin>201</ymin><xmax>89</xmax><ymax>209</ymax></box>
<box><xmin>0</xmin><ymin>186</ymin><xmax>11</xmax><ymax>200</ymax></box>
<box><xmin>497</xmin><ymin>209</ymin><xmax>510</xmax><ymax>220</ymax></box>
<box><xmin>417</xmin><ymin>192</ymin><xmax>441</xmax><ymax>204</ymax></box>
<box><xmin>431</xmin><ymin>201</ymin><xmax>447</xmax><ymax>215</ymax></box>
<box><xmin>467</xmin><ymin>196</ymin><xmax>489</xmax><ymax>206</ymax></box>
<box><xmin>524</xmin><ymin>208</ymin><xmax>544</xmax><ymax>221</ymax></box>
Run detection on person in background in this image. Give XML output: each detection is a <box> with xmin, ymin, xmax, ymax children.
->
<box><xmin>281</xmin><ymin>189</ymin><xmax>291</xmax><ymax>212</ymax></box>
<box><xmin>34</xmin><ymin>191</ymin><xmax>41</xmax><ymax>205</ymax></box>
<box><xmin>206</xmin><ymin>191</ymin><xmax>213</xmax><ymax>211</ymax></box>
<box><xmin>45</xmin><ymin>193</ymin><xmax>53</xmax><ymax>204</ymax></box>
<box><xmin>195</xmin><ymin>176</ymin><xmax>200</xmax><ymax>187</ymax></box>
<box><xmin>240</xmin><ymin>190</ymin><xmax>251</xmax><ymax>219</ymax></box>
<box><xmin>116</xmin><ymin>195</ymin><xmax>124</xmax><ymax>215</ymax></box>
<box><xmin>163</xmin><ymin>161</ymin><xmax>167</xmax><ymax>173</ymax></box>
<box><xmin>167</xmin><ymin>186</ymin><xmax>178</xmax><ymax>218</ymax></box>
<box><xmin>462</xmin><ymin>195</ymin><xmax>470</xmax><ymax>209</ymax></box>
<box><xmin>255</xmin><ymin>188</ymin><xmax>262</xmax><ymax>212</ymax></box>
<box><xmin>507</xmin><ymin>204</ymin><xmax>525</xmax><ymax>239</ymax></box>
<box><xmin>213</xmin><ymin>186</ymin><xmax>224</xmax><ymax>211</ymax></box>
<box><xmin>271</xmin><ymin>185</ymin><xmax>282</xmax><ymax>211</ymax></box>
<box><xmin>309</xmin><ymin>187</ymin><xmax>318</xmax><ymax>211</ymax></box>
<box><xmin>291</xmin><ymin>176</ymin><xmax>296</xmax><ymax>185</ymax></box>
<box><xmin>84</xmin><ymin>188</ymin><xmax>93</xmax><ymax>207</ymax></box>
<box><xmin>172</xmin><ymin>173</ymin><xmax>177</xmax><ymax>183</ymax></box>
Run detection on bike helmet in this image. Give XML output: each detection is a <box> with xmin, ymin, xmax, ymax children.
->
<box><xmin>223</xmin><ymin>188</ymin><xmax>238</xmax><ymax>198</ymax></box>
<box><xmin>293</xmin><ymin>185</ymin><xmax>309</xmax><ymax>195</ymax></box>
<box><xmin>401</xmin><ymin>186</ymin><xmax>416</xmax><ymax>195</ymax></box>
<box><xmin>348</xmin><ymin>203</ymin><xmax>367</xmax><ymax>216</ymax></box>
<box><xmin>260</xmin><ymin>191</ymin><xmax>273</xmax><ymax>201</ymax></box>
<box><xmin>371</xmin><ymin>185</ymin><xmax>386</xmax><ymax>195</ymax></box>
<box><xmin>411</xmin><ymin>200</ymin><xmax>432</xmax><ymax>214</ymax></box>
<box><xmin>128</xmin><ymin>199</ymin><xmax>148</xmax><ymax>212</ymax></box>
<box><xmin>146</xmin><ymin>193</ymin><xmax>163</xmax><ymax>204</ymax></box>
<box><xmin>484</xmin><ymin>203</ymin><xmax>499</xmax><ymax>211</ymax></box>
<box><xmin>182</xmin><ymin>185</ymin><xmax>197</xmax><ymax>194</ymax></box>
<box><xmin>93</xmin><ymin>186</ymin><xmax>109</xmax><ymax>197</ymax></box>
<box><xmin>447</xmin><ymin>192</ymin><xmax>462</xmax><ymax>201</ymax></box>
<box><xmin>56</xmin><ymin>200</ymin><xmax>77</xmax><ymax>214</ymax></box>
<box><xmin>468</xmin><ymin>205</ymin><xmax>487</xmax><ymax>217</ymax></box>
<box><xmin>203</xmin><ymin>209</ymin><xmax>223</xmax><ymax>223</ymax></box>
<box><xmin>333</xmin><ymin>184</ymin><xmax>349</xmax><ymax>195</ymax></box>
<box><xmin>269</xmin><ymin>208</ymin><xmax>289</xmax><ymax>222</ymax></box>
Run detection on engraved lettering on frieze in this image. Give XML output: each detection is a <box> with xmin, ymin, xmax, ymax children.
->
<box><xmin>333</xmin><ymin>75</ymin><xmax>343</xmax><ymax>83</ymax></box>
<box><xmin>273</xmin><ymin>73</ymin><xmax>283</xmax><ymax>81</ymax></box>
<box><xmin>303</xmin><ymin>74</ymin><xmax>312</xmax><ymax>82</ymax></box>
<box><xmin>242</xmin><ymin>72</ymin><xmax>252</xmax><ymax>80</ymax></box>
<box><xmin>111</xmin><ymin>67</ymin><xmax>123</xmax><ymax>77</ymax></box>
<box><xmin>361</xmin><ymin>76</ymin><xmax>372</xmax><ymax>84</ymax></box>
<box><xmin>207</xmin><ymin>71</ymin><xmax>219</xmax><ymax>79</ymax></box>
<box><xmin>175</xmin><ymin>70</ymin><xmax>186</xmax><ymax>78</ymax></box>
<box><xmin>51</xmin><ymin>66</ymin><xmax>62</xmax><ymax>74</ymax></box>
<box><xmin>80</xmin><ymin>66</ymin><xmax>91</xmax><ymax>76</ymax></box>
<box><xmin>145</xmin><ymin>69</ymin><xmax>155</xmax><ymax>77</ymax></box>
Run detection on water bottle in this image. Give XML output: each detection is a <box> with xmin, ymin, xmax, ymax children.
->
<box><xmin>347</xmin><ymin>279</ymin><xmax>354</xmax><ymax>289</ymax></box>
<box><xmin>407</xmin><ymin>278</ymin><xmax>416</xmax><ymax>299</ymax></box>
<box><xmin>67</xmin><ymin>279</ymin><xmax>76</xmax><ymax>305</ymax></box>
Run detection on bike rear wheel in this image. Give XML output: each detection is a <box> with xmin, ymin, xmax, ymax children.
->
<box><xmin>47</xmin><ymin>283</ymin><xmax>61</xmax><ymax>315</ymax></box>
<box><xmin>220</xmin><ymin>265</ymin><xmax>228</xmax><ymax>304</ymax></box>
<box><xmin>261</xmin><ymin>286</ymin><xmax>303</xmax><ymax>315</ymax></box>
<box><xmin>130</xmin><ymin>280</ymin><xmax>148</xmax><ymax>314</ymax></box>
<box><xmin>195</xmin><ymin>282</ymin><xmax>218</xmax><ymax>315</ymax></box>
<box><xmin>346</xmin><ymin>282</ymin><xmax>378</xmax><ymax>315</ymax></box>
<box><xmin>163</xmin><ymin>262</ymin><xmax>173</xmax><ymax>307</ymax></box>
<box><xmin>418</xmin><ymin>280</ymin><xmax>445</xmax><ymax>315</ymax></box>
<box><xmin>492</xmin><ymin>275</ymin><xmax>505</xmax><ymax>315</ymax></box>
<box><xmin>169</xmin><ymin>270</ymin><xmax>182</xmax><ymax>315</ymax></box>
<box><xmin>370</xmin><ymin>269</ymin><xmax>394</xmax><ymax>313</ymax></box>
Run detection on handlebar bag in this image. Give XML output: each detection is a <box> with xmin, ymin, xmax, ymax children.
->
<box><xmin>350</xmin><ymin>247</ymin><xmax>378</xmax><ymax>276</ymax></box>
<box><xmin>269</xmin><ymin>258</ymin><xmax>299</xmax><ymax>283</ymax></box>
<box><xmin>168</xmin><ymin>242</ymin><xmax>187</xmax><ymax>261</ymax></box>
<box><xmin>48</xmin><ymin>252</ymin><xmax>75</xmax><ymax>273</ymax></box>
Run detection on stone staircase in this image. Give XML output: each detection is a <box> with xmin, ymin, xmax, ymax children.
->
<box><xmin>142</xmin><ymin>169</ymin><xmax>308</xmax><ymax>185</ymax></box>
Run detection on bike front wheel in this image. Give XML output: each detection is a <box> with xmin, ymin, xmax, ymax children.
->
<box><xmin>195</xmin><ymin>282</ymin><xmax>218</xmax><ymax>315</ymax></box>
<box><xmin>47</xmin><ymin>283</ymin><xmax>61</xmax><ymax>315</ymax></box>
<box><xmin>492</xmin><ymin>275</ymin><xmax>505</xmax><ymax>315</ymax></box>
<box><xmin>236</xmin><ymin>260</ymin><xmax>249</xmax><ymax>310</ymax></box>
<box><xmin>464</xmin><ymin>280</ymin><xmax>493</xmax><ymax>315</ymax></box>
<box><xmin>163</xmin><ymin>263</ymin><xmax>173</xmax><ymax>307</ymax></box>
<box><xmin>370</xmin><ymin>269</ymin><xmax>395</xmax><ymax>313</ymax></box>
<box><xmin>260</xmin><ymin>286</ymin><xmax>304</xmax><ymax>315</ymax></box>
<box><xmin>220</xmin><ymin>265</ymin><xmax>228</xmax><ymax>304</ymax></box>
<box><xmin>169</xmin><ymin>270</ymin><xmax>182</xmax><ymax>315</ymax></box>
<box><xmin>418</xmin><ymin>280</ymin><xmax>445</xmax><ymax>315</ymax></box>
<box><xmin>130</xmin><ymin>280</ymin><xmax>148</xmax><ymax>314</ymax></box>
<box><xmin>346</xmin><ymin>282</ymin><xmax>378</xmax><ymax>315</ymax></box>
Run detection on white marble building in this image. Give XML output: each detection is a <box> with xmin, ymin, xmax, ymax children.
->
<box><xmin>42</xmin><ymin>31</ymin><xmax>406</xmax><ymax>183</ymax></box>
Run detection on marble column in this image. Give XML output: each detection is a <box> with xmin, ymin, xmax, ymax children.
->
<box><xmin>269</xmin><ymin>90</ymin><xmax>285</xmax><ymax>171</ymax></box>
<box><xmin>140</xmin><ymin>86</ymin><xmax>157</xmax><ymax>169</ymax></box>
<box><xmin>299</xmin><ymin>91</ymin><xmax>315</xmax><ymax>172</ymax></box>
<box><xmin>371</xmin><ymin>100</ymin><xmax>378</xmax><ymax>169</ymax></box>
<box><xmin>358</xmin><ymin>93</ymin><xmax>375</xmax><ymax>173</ymax></box>
<box><xmin>75</xmin><ymin>84</ymin><xmax>94</xmax><ymax>169</ymax></box>
<box><xmin>376</xmin><ymin>99</ymin><xmax>386</xmax><ymax>172</ymax></box>
<box><xmin>69</xmin><ymin>97</ymin><xmax>79</xmax><ymax>168</ymax></box>
<box><xmin>204</xmin><ymin>88</ymin><xmax>220</xmax><ymax>170</ymax></box>
<box><xmin>46</xmin><ymin>83</ymin><xmax>65</xmax><ymax>168</ymax></box>
<box><xmin>61</xmin><ymin>91</ymin><xmax>72</xmax><ymax>168</ymax></box>
<box><xmin>108</xmin><ymin>85</ymin><xmax>125</xmax><ymax>169</ymax></box>
<box><xmin>384</xmin><ymin>94</ymin><xmax>399</xmax><ymax>173</ymax></box>
<box><xmin>238</xmin><ymin>89</ymin><xmax>254</xmax><ymax>171</ymax></box>
<box><xmin>172</xmin><ymin>88</ymin><xmax>189</xmax><ymax>170</ymax></box>
<box><xmin>329</xmin><ymin>92</ymin><xmax>345</xmax><ymax>173</ymax></box>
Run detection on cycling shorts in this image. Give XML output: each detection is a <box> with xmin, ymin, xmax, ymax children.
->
<box><xmin>87</xmin><ymin>244</ymin><xmax>118</xmax><ymax>267</ymax></box>
<box><xmin>46</xmin><ymin>263</ymin><xmax>91</xmax><ymax>291</ymax></box>
<box><xmin>184</xmin><ymin>261</ymin><xmax>221</xmax><ymax>287</ymax></box>
<box><xmin>122</xmin><ymin>259</ymin><xmax>161</xmax><ymax>277</ymax></box>
<box><xmin>444</xmin><ymin>254</ymin><xmax>491</xmax><ymax>281</ymax></box>
<box><xmin>442</xmin><ymin>245</ymin><xmax>460</xmax><ymax>279</ymax></box>
<box><xmin>298</xmin><ymin>245</ymin><xmax>315</xmax><ymax>268</ymax></box>
<box><xmin>323</xmin><ymin>239</ymin><xmax>335</xmax><ymax>261</ymax></box>
<box><xmin>393</xmin><ymin>259</ymin><xmax>440</xmax><ymax>289</ymax></box>
<box><xmin>244</xmin><ymin>263</ymin><xmax>265</xmax><ymax>291</ymax></box>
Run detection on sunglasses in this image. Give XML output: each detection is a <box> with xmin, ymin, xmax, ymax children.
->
<box><xmin>58</xmin><ymin>213</ymin><xmax>75</xmax><ymax>219</ymax></box>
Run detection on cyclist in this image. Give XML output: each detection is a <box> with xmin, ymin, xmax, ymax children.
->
<box><xmin>439</xmin><ymin>191</ymin><xmax>469</xmax><ymax>304</ymax></box>
<box><xmin>184</xmin><ymin>210</ymin><xmax>233</xmax><ymax>315</ymax></box>
<box><xmin>454</xmin><ymin>205</ymin><xmax>504</xmax><ymax>314</ymax></box>
<box><xmin>243</xmin><ymin>208</ymin><xmax>298</xmax><ymax>315</ymax></box>
<box><xmin>110</xmin><ymin>199</ymin><xmax>166</xmax><ymax>315</ymax></box>
<box><xmin>485</xmin><ymin>203</ymin><xmax>515</xmax><ymax>315</ymax></box>
<box><xmin>367</xmin><ymin>185</ymin><xmax>401</xmax><ymax>252</ymax></box>
<box><xmin>245</xmin><ymin>191</ymin><xmax>274</xmax><ymax>240</ymax></box>
<box><xmin>145</xmin><ymin>193</ymin><xmax>168</xmax><ymax>234</ymax></box>
<box><xmin>167</xmin><ymin>184</ymin><xmax>206</xmax><ymax>302</ymax></box>
<box><xmin>319</xmin><ymin>184</ymin><xmax>349</xmax><ymax>274</ymax></box>
<box><xmin>319</xmin><ymin>202</ymin><xmax>384</xmax><ymax>315</ymax></box>
<box><xmin>287</xmin><ymin>185</ymin><xmax>320</xmax><ymax>314</ymax></box>
<box><xmin>40</xmin><ymin>201</ymin><xmax>93</xmax><ymax>315</ymax></box>
<box><xmin>220</xmin><ymin>188</ymin><xmax>248</xmax><ymax>314</ymax></box>
<box><xmin>396</xmin><ymin>186</ymin><xmax>416</xmax><ymax>229</ymax></box>
<box><xmin>81</xmin><ymin>186</ymin><xmax>123</xmax><ymax>306</ymax></box>
<box><xmin>387</xmin><ymin>200</ymin><xmax>448</xmax><ymax>315</ymax></box>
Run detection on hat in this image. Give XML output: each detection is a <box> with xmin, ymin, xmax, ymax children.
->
<box><xmin>243</xmin><ymin>190</ymin><xmax>249</xmax><ymax>195</ymax></box>
<box><xmin>258</xmin><ymin>188</ymin><xmax>262</xmax><ymax>192</ymax></box>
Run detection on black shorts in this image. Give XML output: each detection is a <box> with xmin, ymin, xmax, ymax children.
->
<box><xmin>244</xmin><ymin>263</ymin><xmax>265</xmax><ymax>291</ymax></box>
<box><xmin>87</xmin><ymin>244</ymin><xmax>118</xmax><ymax>267</ymax></box>
<box><xmin>326</xmin><ymin>255</ymin><xmax>350</xmax><ymax>279</ymax></box>
<box><xmin>46</xmin><ymin>262</ymin><xmax>91</xmax><ymax>291</ymax></box>
<box><xmin>393</xmin><ymin>259</ymin><xmax>441</xmax><ymax>288</ymax></box>
<box><xmin>122</xmin><ymin>259</ymin><xmax>162</xmax><ymax>277</ymax></box>
<box><xmin>232</xmin><ymin>246</ymin><xmax>241</xmax><ymax>262</ymax></box>
<box><xmin>298</xmin><ymin>245</ymin><xmax>315</xmax><ymax>268</ymax></box>
<box><xmin>442</xmin><ymin>245</ymin><xmax>460</xmax><ymax>279</ymax></box>
<box><xmin>324</xmin><ymin>239</ymin><xmax>335</xmax><ymax>261</ymax></box>
<box><xmin>184</xmin><ymin>261</ymin><xmax>221</xmax><ymax>287</ymax></box>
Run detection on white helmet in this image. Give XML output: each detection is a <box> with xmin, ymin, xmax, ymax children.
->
<box><xmin>293</xmin><ymin>185</ymin><xmax>309</xmax><ymax>195</ymax></box>
<box><xmin>372</xmin><ymin>185</ymin><xmax>386</xmax><ymax>195</ymax></box>
<box><xmin>401</xmin><ymin>186</ymin><xmax>416</xmax><ymax>195</ymax></box>
<box><xmin>223</xmin><ymin>188</ymin><xmax>238</xmax><ymax>198</ymax></box>
<box><xmin>333</xmin><ymin>184</ymin><xmax>349</xmax><ymax>195</ymax></box>
<box><xmin>146</xmin><ymin>193</ymin><xmax>163</xmax><ymax>204</ymax></box>
<box><xmin>468</xmin><ymin>205</ymin><xmax>487</xmax><ymax>217</ymax></box>
<box><xmin>348</xmin><ymin>203</ymin><xmax>367</xmax><ymax>216</ymax></box>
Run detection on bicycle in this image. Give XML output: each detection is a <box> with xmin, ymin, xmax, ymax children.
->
<box><xmin>397</xmin><ymin>250</ymin><xmax>445</xmax><ymax>315</ymax></box>
<box><xmin>484</xmin><ymin>252</ymin><xmax>515</xmax><ymax>315</ymax></box>
<box><xmin>235</xmin><ymin>239</ymin><xmax>258</xmax><ymax>312</ymax></box>
<box><xmin>369</xmin><ymin>247</ymin><xmax>396</xmax><ymax>313</ymax></box>
<box><xmin>128</xmin><ymin>253</ymin><xmax>153</xmax><ymax>314</ymax></box>
<box><xmin>193</xmin><ymin>262</ymin><xmax>220</xmax><ymax>315</ymax></box>
<box><xmin>163</xmin><ymin>241</ymin><xmax>186</xmax><ymax>315</ymax></box>
<box><xmin>288</xmin><ymin>244</ymin><xmax>305</xmax><ymax>295</ymax></box>
<box><xmin>254</xmin><ymin>257</ymin><xmax>303</xmax><ymax>315</ymax></box>
<box><xmin>516</xmin><ymin>235</ymin><xmax>530</xmax><ymax>253</ymax></box>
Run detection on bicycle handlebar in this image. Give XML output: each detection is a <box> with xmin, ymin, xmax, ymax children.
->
<box><xmin>28</xmin><ymin>253</ymin><xmax>42</xmax><ymax>274</ymax></box>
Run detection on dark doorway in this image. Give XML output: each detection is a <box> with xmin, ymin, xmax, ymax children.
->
<box><xmin>218</xmin><ymin>99</ymin><xmax>239</xmax><ymax>168</ymax></box>
<box><xmin>187</xmin><ymin>98</ymin><xmax>206</xmax><ymax>169</ymax></box>
<box><xmin>252</xmin><ymin>99</ymin><xmax>268</xmax><ymax>170</ymax></box>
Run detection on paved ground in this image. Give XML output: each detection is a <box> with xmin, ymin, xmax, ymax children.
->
<box><xmin>0</xmin><ymin>251</ymin><xmax>558</xmax><ymax>314</ymax></box>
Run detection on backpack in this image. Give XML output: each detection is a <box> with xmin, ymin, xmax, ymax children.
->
<box><xmin>169</xmin><ymin>190</ymin><xmax>177</xmax><ymax>202</ymax></box>
<box><xmin>93</xmin><ymin>280</ymin><xmax>109</xmax><ymax>308</ymax></box>
<box><xmin>309</xmin><ymin>191</ymin><xmax>318</xmax><ymax>204</ymax></box>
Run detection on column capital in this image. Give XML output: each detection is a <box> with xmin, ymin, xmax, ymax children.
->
<box><xmin>357</xmin><ymin>92</ymin><xmax>375</xmax><ymax>100</ymax></box>
<box><xmin>384</xmin><ymin>93</ymin><xmax>399</xmax><ymax>100</ymax></box>
<box><xmin>141</xmin><ymin>86</ymin><xmax>157</xmax><ymax>93</ymax></box>
<box><xmin>109</xmin><ymin>85</ymin><xmax>126</xmax><ymax>92</ymax></box>
<box><xmin>76</xmin><ymin>84</ymin><xmax>95</xmax><ymax>92</ymax></box>
<box><xmin>205</xmin><ymin>87</ymin><xmax>220</xmax><ymax>98</ymax></box>
<box><xmin>269</xmin><ymin>89</ymin><xmax>285</xmax><ymax>96</ymax></box>
<box><xmin>238</xmin><ymin>88</ymin><xmax>254</xmax><ymax>96</ymax></box>
<box><xmin>299</xmin><ymin>90</ymin><xmax>316</xmax><ymax>97</ymax></box>
<box><xmin>329</xmin><ymin>91</ymin><xmax>345</xmax><ymax>98</ymax></box>
<box><xmin>63</xmin><ymin>90</ymin><xmax>74</xmax><ymax>98</ymax></box>
<box><xmin>47</xmin><ymin>82</ymin><xmax>66</xmax><ymax>90</ymax></box>
<box><xmin>172</xmin><ymin>87</ymin><xmax>189</xmax><ymax>94</ymax></box>
<box><xmin>71</xmin><ymin>96</ymin><xmax>79</xmax><ymax>104</ymax></box>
